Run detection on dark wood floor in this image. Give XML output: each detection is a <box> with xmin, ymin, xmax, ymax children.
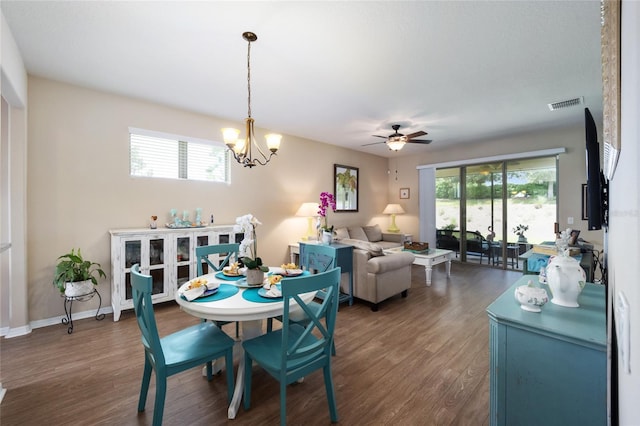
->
<box><xmin>1</xmin><ymin>262</ymin><xmax>521</xmax><ymax>426</ymax></box>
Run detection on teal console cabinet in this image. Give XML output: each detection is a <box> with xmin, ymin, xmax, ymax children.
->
<box><xmin>487</xmin><ymin>275</ymin><xmax>606</xmax><ymax>426</ymax></box>
<box><xmin>300</xmin><ymin>242</ymin><xmax>353</xmax><ymax>305</ymax></box>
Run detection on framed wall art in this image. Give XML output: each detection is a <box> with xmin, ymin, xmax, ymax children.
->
<box><xmin>334</xmin><ymin>164</ymin><xmax>358</xmax><ymax>212</ymax></box>
<box><xmin>400</xmin><ymin>188</ymin><xmax>410</xmax><ymax>199</ymax></box>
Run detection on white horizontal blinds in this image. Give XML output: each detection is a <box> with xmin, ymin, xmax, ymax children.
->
<box><xmin>178</xmin><ymin>140</ymin><xmax>188</xmax><ymax>179</ymax></box>
<box><xmin>187</xmin><ymin>142</ymin><xmax>229</xmax><ymax>182</ymax></box>
<box><xmin>129</xmin><ymin>129</ymin><xmax>229</xmax><ymax>183</ymax></box>
<box><xmin>130</xmin><ymin>133</ymin><xmax>179</xmax><ymax>178</ymax></box>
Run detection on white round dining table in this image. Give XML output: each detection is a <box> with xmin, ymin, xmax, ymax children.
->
<box><xmin>174</xmin><ymin>271</ymin><xmax>315</xmax><ymax>420</ymax></box>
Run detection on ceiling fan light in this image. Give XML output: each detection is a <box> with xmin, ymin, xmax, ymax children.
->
<box><xmin>387</xmin><ymin>140</ymin><xmax>406</xmax><ymax>151</ymax></box>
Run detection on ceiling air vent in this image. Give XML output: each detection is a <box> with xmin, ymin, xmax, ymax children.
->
<box><xmin>548</xmin><ymin>96</ymin><xmax>584</xmax><ymax>111</ymax></box>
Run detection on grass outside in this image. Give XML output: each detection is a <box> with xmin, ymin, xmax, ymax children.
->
<box><xmin>435</xmin><ymin>198</ymin><xmax>557</xmax><ymax>245</ymax></box>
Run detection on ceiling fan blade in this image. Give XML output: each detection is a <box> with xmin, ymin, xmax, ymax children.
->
<box><xmin>406</xmin><ymin>131</ymin><xmax>428</xmax><ymax>139</ymax></box>
<box><xmin>372</xmin><ymin>135</ymin><xmax>388</xmax><ymax>139</ymax></box>
<box><xmin>407</xmin><ymin>139</ymin><xmax>433</xmax><ymax>144</ymax></box>
<box><xmin>361</xmin><ymin>141</ymin><xmax>387</xmax><ymax>147</ymax></box>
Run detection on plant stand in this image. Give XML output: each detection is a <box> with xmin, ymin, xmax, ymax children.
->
<box><xmin>61</xmin><ymin>289</ymin><xmax>105</xmax><ymax>334</ymax></box>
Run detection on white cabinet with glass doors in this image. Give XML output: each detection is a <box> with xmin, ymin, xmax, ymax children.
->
<box><xmin>109</xmin><ymin>225</ymin><xmax>242</xmax><ymax>321</ymax></box>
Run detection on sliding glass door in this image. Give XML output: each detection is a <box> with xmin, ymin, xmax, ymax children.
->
<box><xmin>435</xmin><ymin>156</ymin><xmax>557</xmax><ymax>270</ymax></box>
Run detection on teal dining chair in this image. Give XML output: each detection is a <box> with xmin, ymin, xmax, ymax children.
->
<box><xmin>267</xmin><ymin>243</ymin><xmax>337</xmax><ymax>355</ymax></box>
<box><xmin>130</xmin><ymin>264</ymin><xmax>235</xmax><ymax>426</ymax></box>
<box><xmin>196</xmin><ymin>243</ymin><xmax>240</xmax><ymax>336</ymax></box>
<box><xmin>243</xmin><ymin>267</ymin><xmax>341</xmax><ymax>426</ymax></box>
<box><xmin>196</xmin><ymin>243</ymin><xmax>240</xmax><ymax>275</ymax></box>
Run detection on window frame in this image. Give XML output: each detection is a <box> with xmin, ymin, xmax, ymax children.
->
<box><xmin>129</xmin><ymin>127</ymin><xmax>230</xmax><ymax>183</ymax></box>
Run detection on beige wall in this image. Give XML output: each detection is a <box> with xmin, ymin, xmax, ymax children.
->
<box><xmin>26</xmin><ymin>76</ymin><xmax>602</xmax><ymax>325</ymax></box>
<box><xmin>27</xmin><ymin>76</ymin><xmax>388</xmax><ymax>322</ymax></box>
<box><xmin>385</xmin><ymin>125</ymin><xmax>604</xmax><ymax>250</ymax></box>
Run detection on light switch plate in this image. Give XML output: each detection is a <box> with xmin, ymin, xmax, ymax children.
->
<box><xmin>615</xmin><ymin>291</ymin><xmax>631</xmax><ymax>374</ymax></box>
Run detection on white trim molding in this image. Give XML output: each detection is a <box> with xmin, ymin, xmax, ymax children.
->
<box><xmin>416</xmin><ymin>148</ymin><xmax>566</xmax><ymax>171</ymax></box>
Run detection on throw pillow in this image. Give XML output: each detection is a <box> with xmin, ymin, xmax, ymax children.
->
<box><xmin>341</xmin><ymin>238</ymin><xmax>384</xmax><ymax>257</ymax></box>
<box><xmin>363</xmin><ymin>224</ymin><xmax>383</xmax><ymax>242</ymax></box>
<box><xmin>347</xmin><ymin>226</ymin><xmax>369</xmax><ymax>241</ymax></box>
<box><xmin>334</xmin><ymin>227</ymin><xmax>350</xmax><ymax>241</ymax></box>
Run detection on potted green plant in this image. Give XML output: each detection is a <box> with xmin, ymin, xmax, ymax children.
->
<box><xmin>241</xmin><ymin>256</ymin><xmax>269</xmax><ymax>285</ymax></box>
<box><xmin>513</xmin><ymin>224</ymin><xmax>529</xmax><ymax>243</ymax></box>
<box><xmin>443</xmin><ymin>223</ymin><xmax>456</xmax><ymax>236</ymax></box>
<box><xmin>53</xmin><ymin>248</ymin><xmax>106</xmax><ymax>297</ymax></box>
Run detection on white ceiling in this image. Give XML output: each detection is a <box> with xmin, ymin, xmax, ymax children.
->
<box><xmin>1</xmin><ymin>1</ymin><xmax>603</xmax><ymax>157</ymax></box>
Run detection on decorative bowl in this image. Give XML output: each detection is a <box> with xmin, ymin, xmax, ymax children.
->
<box><xmin>514</xmin><ymin>282</ymin><xmax>549</xmax><ymax>312</ymax></box>
<box><xmin>404</xmin><ymin>241</ymin><xmax>429</xmax><ymax>251</ymax></box>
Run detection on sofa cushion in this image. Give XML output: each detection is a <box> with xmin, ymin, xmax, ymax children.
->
<box><xmin>340</xmin><ymin>238</ymin><xmax>384</xmax><ymax>257</ymax></box>
<box><xmin>334</xmin><ymin>227</ymin><xmax>350</xmax><ymax>241</ymax></box>
<box><xmin>363</xmin><ymin>224</ymin><xmax>383</xmax><ymax>242</ymax></box>
<box><xmin>375</xmin><ymin>240</ymin><xmax>404</xmax><ymax>250</ymax></box>
<box><xmin>366</xmin><ymin>252</ymin><xmax>415</xmax><ymax>273</ymax></box>
<box><xmin>347</xmin><ymin>226</ymin><xmax>369</xmax><ymax>241</ymax></box>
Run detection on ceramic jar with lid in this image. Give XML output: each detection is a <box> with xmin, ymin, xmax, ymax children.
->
<box><xmin>545</xmin><ymin>252</ymin><xmax>586</xmax><ymax>307</ymax></box>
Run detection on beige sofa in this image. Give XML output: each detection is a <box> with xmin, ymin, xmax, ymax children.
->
<box><xmin>334</xmin><ymin>224</ymin><xmax>415</xmax><ymax>311</ymax></box>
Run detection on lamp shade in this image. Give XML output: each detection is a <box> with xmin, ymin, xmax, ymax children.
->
<box><xmin>296</xmin><ymin>202</ymin><xmax>320</xmax><ymax>241</ymax></box>
<box><xmin>382</xmin><ymin>204</ymin><xmax>405</xmax><ymax>215</ymax></box>
<box><xmin>296</xmin><ymin>202</ymin><xmax>320</xmax><ymax>217</ymax></box>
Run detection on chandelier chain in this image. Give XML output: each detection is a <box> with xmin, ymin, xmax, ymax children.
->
<box><xmin>247</xmin><ymin>38</ymin><xmax>252</xmax><ymax>119</ymax></box>
<box><xmin>222</xmin><ymin>31</ymin><xmax>280</xmax><ymax>168</ymax></box>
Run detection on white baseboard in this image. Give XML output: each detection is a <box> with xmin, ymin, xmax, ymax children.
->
<box><xmin>1</xmin><ymin>306</ymin><xmax>113</xmax><ymax>338</ymax></box>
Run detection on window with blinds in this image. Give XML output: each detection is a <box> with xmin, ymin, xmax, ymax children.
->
<box><xmin>129</xmin><ymin>129</ymin><xmax>229</xmax><ymax>183</ymax></box>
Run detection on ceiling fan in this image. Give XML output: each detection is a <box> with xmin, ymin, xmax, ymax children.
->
<box><xmin>362</xmin><ymin>124</ymin><xmax>432</xmax><ymax>151</ymax></box>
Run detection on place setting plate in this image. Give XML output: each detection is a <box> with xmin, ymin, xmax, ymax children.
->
<box><xmin>215</xmin><ymin>271</ymin><xmax>244</xmax><ymax>281</ymax></box>
<box><xmin>258</xmin><ymin>283</ymin><xmax>282</xmax><ymax>299</ymax></box>
<box><xmin>233</xmin><ymin>271</ymin><xmax>273</xmax><ymax>288</ymax></box>
<box><xmin>270</xmin><ymin>266</ymin><xmax>304</xmax><ymax>277</ymax></box>
<box><xmin>179</xmin><ymin>277</ymin><xmax>220</xmax><ymax>301</ymax></box>
<box><xmin>282</xmin><ymin>269</ymin><xmax>304</xmax><ymax>277</ymax></box>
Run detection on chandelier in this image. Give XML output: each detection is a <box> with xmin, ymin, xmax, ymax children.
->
<box><xmin>222</xmin><ymin>32</ymin><xmax>282</xmax><ymax>168</ymax></box>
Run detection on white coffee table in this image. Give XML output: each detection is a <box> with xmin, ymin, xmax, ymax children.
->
<box><xmin>384</xmin><ymin>247</ymin><xmax>453</xmax><ymax>286</ymax></box>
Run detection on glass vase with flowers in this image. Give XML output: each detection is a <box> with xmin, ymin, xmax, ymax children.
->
<box><xmin>235</xmin><ymin>214</ymin><xmax>268</xmax><ymax>284</ymax></box>
<box><xmin>317</xmin><ymin>192</ymin><xmax>337</xmax><ymax>244</ymax></box>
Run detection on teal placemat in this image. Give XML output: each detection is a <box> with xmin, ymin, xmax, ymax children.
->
<box><xmin>214</xmin><ymin>271</ymin><xmax>244</xmax><ymax>281</ymax></box>
<box><xmin>183</xmin><ymin>284</ymin><xmax>239</xmax><ymax>303</ymax></box>
<box><xmin>242</xmin><ymin>287</ymin><xmax>281</xmax><ymax>303</ymax></box>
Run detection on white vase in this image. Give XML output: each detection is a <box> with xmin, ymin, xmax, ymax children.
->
<box><xmin>321</xmin><ymin>231</ymin><xmax>333</xmax><ymax>245</ymax></box>
<box><xmin>245</xmin><ymin>269</ymin><xmax>265</xmax><ymax>285</ymax></box>
<box><xmin>545</xmin><ymin>254</ymin><xmax>586</xmax><ymax>307</ymax></box>
<box><xmin>64</xmin><ymin>280</ymin><xmax>94</xmax><ymax>297</ymax></box>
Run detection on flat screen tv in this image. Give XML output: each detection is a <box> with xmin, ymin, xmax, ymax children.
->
<box><xmin>584</xmin><ymin>107</ymin><xmax>608</xmax><ymax>230</ymax></box>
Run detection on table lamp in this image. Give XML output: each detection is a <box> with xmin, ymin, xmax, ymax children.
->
<box><xmin>295</xmin><ymin>202</ymin><xmax>320</xmax><ymax>240</ymax></box>
<box><xmin>382</xmin><ymin>203</ymin><xmax>405</xmax><ymax>233</ymax></box>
